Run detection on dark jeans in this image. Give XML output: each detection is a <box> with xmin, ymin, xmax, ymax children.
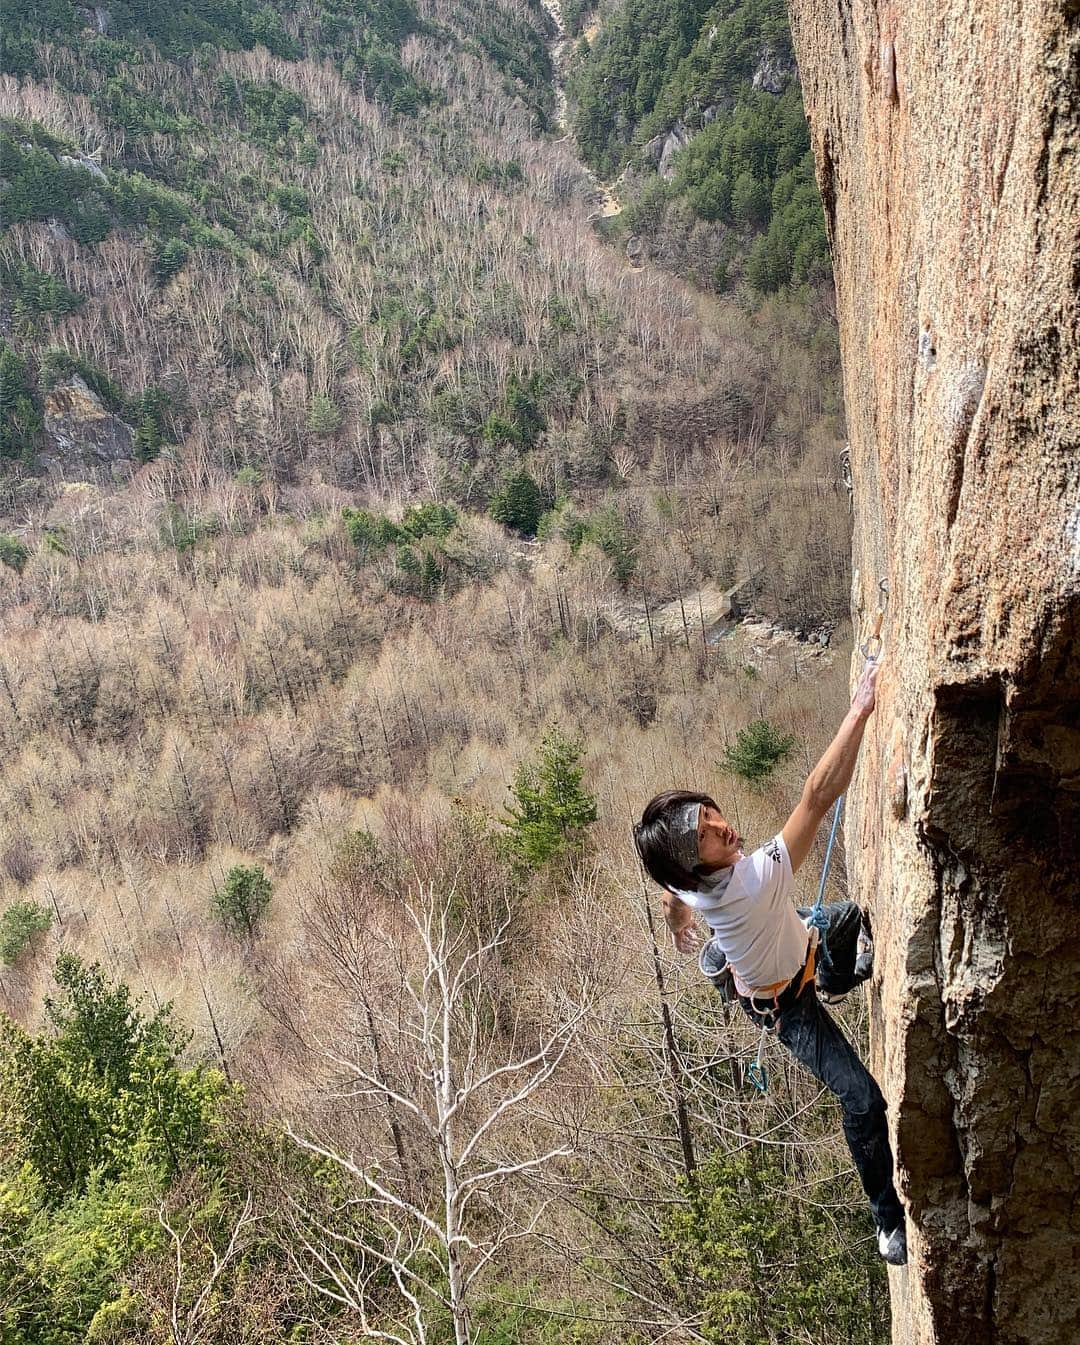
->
<box><xmin>738</xmin><ymin>902</ymin><xmax>904</xmax><ymax>1234</ymax></box>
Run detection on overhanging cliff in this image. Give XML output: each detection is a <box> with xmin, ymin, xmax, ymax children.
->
<box><xmin>785</xmin><ymin>3</ymin><xmax>1080</xmax><ymax>1341</ymax></box>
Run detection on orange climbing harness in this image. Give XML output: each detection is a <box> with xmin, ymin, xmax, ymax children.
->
<box><xmin>747</xmin><ymin>941</ymin><xmax>817</xmax><ymax>1020</ymax></box>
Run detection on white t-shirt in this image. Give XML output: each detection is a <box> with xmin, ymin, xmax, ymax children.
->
<box><xmin>676</xmin><ymin>833</ymin><xmax>809</xmax><ymax>996</ymax></box>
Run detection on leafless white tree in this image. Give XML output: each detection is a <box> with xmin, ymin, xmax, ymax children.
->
<box><xmin>157</xmin><ymin>1189</ymin><xmax>258</xmax><ymax>1345</ymax></box>
<box><xmin>285</xmin><ymin>877</ymin><xmax>595</xmax><ymax>1345</ymax></box>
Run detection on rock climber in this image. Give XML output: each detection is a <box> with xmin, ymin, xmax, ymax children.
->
<box><xmin>632</xmin><ymin>659</ymin><xmax>908</xmax><ymax>1266</ymax></box>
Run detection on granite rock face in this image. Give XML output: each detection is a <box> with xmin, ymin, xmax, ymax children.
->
<box><xmin>657</xmin><ymin>120</ymin><xmax>692</xmax><ymax>179</ymax></box>
<box><xmin>786</xmin><ymin>4</ymin><xmax>1079</xmax><ymax>1342</ymax></box>
<box><xmin>42</xmin><ymin>377</ymin><xmax>134</xmax><ymax>474</ymax></box>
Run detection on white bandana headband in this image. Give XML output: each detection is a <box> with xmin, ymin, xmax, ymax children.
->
<box><xmin>670</xmin><ymin>802</ymin><xmax>701</xmax><ymax>874</ymax></box>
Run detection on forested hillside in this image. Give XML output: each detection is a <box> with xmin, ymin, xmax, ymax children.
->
<box><xmin>567</xmin><ymin>0</ymin><xmax>830</xmax><ymax>294</ymax></box>
<box><xmin>0</xmin><ymin>3</ymin><xmax>880</xmax><ymax>1341</ymax></box>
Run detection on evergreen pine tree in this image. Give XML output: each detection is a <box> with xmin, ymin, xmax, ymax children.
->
<box><xmin>720</xmin><ymin>718</ymin><xmax>795</xmax><ymax>791</ymax></box>
<box><xmin>211</xmin><ymin>865</ymin><xmax>272</xmax><ymax>937</ymax></box>
<box><xmin>489</xmin><ymin>470</ymin><xmax>543</xmax><ymax>536</ymax></box>
<box><xmin>503</xmin><ymin>728</ymin><xmax>597</xmax><ymax>870</ymax></box>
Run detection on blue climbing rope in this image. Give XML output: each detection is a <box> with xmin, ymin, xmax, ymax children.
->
<box><xmin>806</xmin><ymin>794</ymin><xmax>844</xmax><ymax>974</ymax></box>
<box><xmin>747</xmin><ymin>1029</ymin><xmax>770</xmax><ymax>1093</ymax></box>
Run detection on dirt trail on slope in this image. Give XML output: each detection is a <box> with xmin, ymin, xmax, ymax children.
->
<box><xmin>539</xmin><ymin>0</ymin><xmax>622</xmax><ymax>220</ymax></box>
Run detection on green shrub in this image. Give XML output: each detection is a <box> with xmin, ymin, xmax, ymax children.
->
<box><xmin>505</xmin><ymin>372</ymin><xmax>546</xmax><ymax>447</ymax></box>
<box><xmin>721</xmin><ymin>717</ymin><xmax>795</xmax><ymax>790</ymax></box>
<box><xmin>621</xmin><ymin>175</ymin><xmax>670</xmax><ymax>233</ymax></box>
<box><xmin>151</xmin><ymin>236</ymin><xmax>191</xmax><ymax>284</ymax></box>
<box><xmin>0</xmin><ymin>340</ymin><xmax>42</xmax><ymax>461</ymax></box>
<box><xmin>0</xmin><ymin>952</ymin><xmax>232</xmax><ymax>1198</ymax></box>
<box><xmin>343</xmin><ymin>506</ymin><xmax>401</xmax><ymax>556</ymax></box>
<box><xmin>394</xmin><ymin>542</ymin><xmax>444</xmax><ymax>600</ymax></box>
<box><xmin>0</xmin><ymin>532</ymin><xmax>30</xmax><ymax>572</ymax></box>
<box><xmin>133</xmin><ymin>414</ymin><xmax>163</xmax><ymax>462</ymax></box>
<box><xmin>536</xmin><ymin>500</ymin><xmax>609</xmax><ymax>557</ymax></box>
<box><xmin>368</xmin><ymin>398</ymin><xmax>397</xmax><ymax>427</ymax></box>
<box><xmin>731</xmin><ymin>170</ymin><xmax>770</xmax><ymax>226</ymax></box>
<box><xmin>346</xmin><ymin>326</ymin><xmax>368</xmax><ymax>366</ymax></box>
<box><xmin>546</xmin><ymin>295</ymin><xmax>575</xmax><ymax>331</ymax></box>
<box><xmin>0</xmin><ymin>952</ymin><xmax>242</xmax><ymax>1345</ymax></box>
<box><xmin>687</xmin><ymin>170</ymin><xmax>731</xmax><ymax>222</ymax></box>
<box><xmin>237</xmin><ymin>80</ymin><xmax>307</xmax><ymax>147</ymax></box>
<box><xmin>0</xmin><ymin>258</ymin><xmax>84</xmax><ymax>322</ymax></box>
<box><xmin>0</xmin><ymin>900</ymin><xmax>52</xmax><ymax>965</ymax></box>
<box><xmin>481</xmin><ymin>412</ymin><xmax>519</xmax><ymax>446</ymax></box>
<box><xmin>559</xmin><ymin>508</ymin><xmax>589</xmax><ymax>551</ymax></box>
<box><xmin>211</xmin><ymin>864</ymin><xmax>272</xmax><ymax>937</ymax></box>
<box><xmin>390</xmin><ymin>83</ymin><xmax>420</xmax><ymax>117</ymax></box>
<box><xmin>661</xmin><ymin>1146</ymin><xmax>887</xmax><ymax>1344</ymax></box>
<box><xmin>109</xmin><ymin>170</ymin><xmax>193</xmax><ymax>236</ymax></box>
<box><xmin>399</xmin><ymin>501</ymin><xmax>459</xmax><ymax>540</ymax></box>
<box><xmin>395</xmin><ymin>542</ymin><xmax>421</xmax><ymax>581</ymax></box>
<box><xmin>272</xmin><ymin>183</ymin><xmax>309</xmax><ymax>215</ymax></box>
<box><xmin>588</xmin><ymin>505</ymin><xmax>638</xmax><ymax>585</ymax></box>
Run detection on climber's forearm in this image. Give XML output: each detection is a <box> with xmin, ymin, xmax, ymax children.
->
<box><xmin>801</xmin><ymin>705</ymin><xmax>870</xmax><ymax>814</ymax></box>
<box><xmin>782</xmin><ymin>660</ymin><xmax>881</xmax><ymax>874</ymax></box>
<box><xmin>662</xmin><ymin>891</ymin><xmax>699</xmax><ymax>955</ymax></box>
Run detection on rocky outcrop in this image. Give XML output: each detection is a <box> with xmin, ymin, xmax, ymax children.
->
<box><xmin>58</xmin><ymin>151</ymin><xmax>107</xmax><ymax>182</ymax></box>
<box><xmin>787</xmin><ymin>4</ymin><xmax>1079</xmax><ymax>1342</ymax></box>
<box><xmin>76</xmin><ymin>6</ymin><xmax>111</xmax><ymax>35</ymax></box>
<box><xmin>42</xmin><ymin>377</ymin><xmax>134</xmax><ymax>474</ymax></box>
<box><xmin>639</xmin><ymin>41</ymin><xmax>793</xmax><ymax>179</ymax></box>
<box><xmin>751</xmin><ymin>46</ymin><xmax>796</xmax><ymax>95</ymax></box>
<box><xmin>642</xmin><ymin>120</ymin><xmax>693</xmax><ymax>179</ymax></box>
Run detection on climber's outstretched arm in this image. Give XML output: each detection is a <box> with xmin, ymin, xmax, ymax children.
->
<box><xmin>782</xmin><ymin>660</ymin><xmax>881</xmax><ymax>874</ymax></box>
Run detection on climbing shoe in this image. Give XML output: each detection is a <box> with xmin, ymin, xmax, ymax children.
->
<box><xmin>877</xmin><ymin>1223</ymin><xmax>908</xmax><ymax>1266</ymax></box>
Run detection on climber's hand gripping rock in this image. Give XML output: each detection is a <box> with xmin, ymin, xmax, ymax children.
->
<box><xmin>852</xmin><ymin>655</ymin><xmax>882</xmax><ymax>715</ymax></box>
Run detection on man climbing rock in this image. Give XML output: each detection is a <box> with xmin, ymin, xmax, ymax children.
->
<box><xmin>633</xmin><ymin>660</ymin><xmax>908</xmax><ymax>1266</ymax></box>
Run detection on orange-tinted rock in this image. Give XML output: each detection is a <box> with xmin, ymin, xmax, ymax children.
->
<box><xmin>787</xmin><ymin>4</ymin><xmax>1079</xmax><ymax>1341</ymax></box>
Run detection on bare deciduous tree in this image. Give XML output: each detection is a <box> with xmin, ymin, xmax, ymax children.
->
<box><xmin>155</xmin><ymin>1188</ymin><xmax>259</xmax><ymax>1345</ymax></box>
<box><xmin>285</xmin><ymin>875</ymin><xmax>595</xmax><ymax>1345</ymax></box>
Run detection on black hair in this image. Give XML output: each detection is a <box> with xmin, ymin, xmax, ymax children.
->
<box><xmin>632</xmin><ymin>789</ymin><xmax>721</xmax><ymax>895</ymax></box>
